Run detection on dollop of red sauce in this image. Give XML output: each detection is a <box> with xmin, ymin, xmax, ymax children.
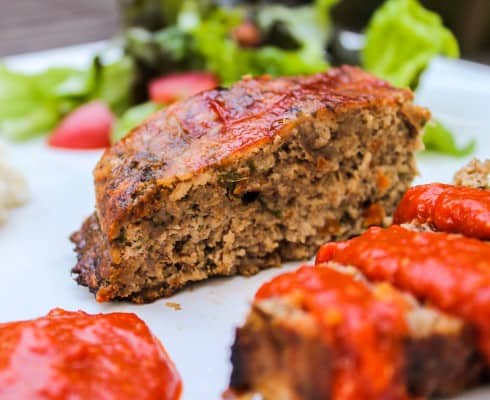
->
<box><xmin>256</xmin><ymin>266</ymin><xmax>413</xmax><ymax>400</ymax></box>
<box><xmin>393</xmin><ymin>183</ymin><xmax>490</xmax><ymax>240</ymax></box>
<box><xmin>317</xmin><ymin>225</ymin><xmax>490</xmax><ymax>363</ymax></box>
<box><xmin>0</xmin><ymin>309</ymin><xmax>182</xmax><ymax>400</ymax></box>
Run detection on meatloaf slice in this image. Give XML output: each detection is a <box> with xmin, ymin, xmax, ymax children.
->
<box><xmin>72</xmin><ymin>66</ymin><xmax>429</xmax><ymax>303</ymax></box>
<box><xmin>226</xmin><ymin>265</ymin><xmax>483</xmax><ymax>400</ymax></box>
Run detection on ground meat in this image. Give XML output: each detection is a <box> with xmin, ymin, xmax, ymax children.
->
<box><xmin>71</xmin><ymin>66</ymin><xmax>429</xmax><ymax>303</ymax></box>
<box><xmin>454</xmin><ymin>159</ymin><xmax>490</xmax><ymax>189</ymax></box>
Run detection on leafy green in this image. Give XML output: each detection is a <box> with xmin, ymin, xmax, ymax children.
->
<box><xmin>51</xmin><ymin>68</ymin><xmax>94</xmax><ymax>99</ymax></box>
<box><xmin>92</xmin><ymin>56</ymin><xmax>136</xmax><ymax>114</ymax></box>
<box><xmin>423</xmin><ymin>120</ymin><xmax>476</xmax><ymax>157</ymax></box>
<box><xmin>188</xmin><ymin>0</ymin><xmax>335</xmax><ymax>85</ymax></box>
<box><xmin>122</xmin><ymin>0</ymin><xmax>335</xmax><ymax>86</ymax></box>
<box><xmin>186</xmin><ymin>7</ymin><xmax>244</xmax><ymax>85</ymax></box>
<box><xmin>123</xmin><ymin>25</ymin><xmax>200</xmax><ymax>101</ymax></box>
<box><xmin>363</xmin><ymin>0</ymin><xmax>459</xmax><ymax>88</ymax></box>
<box><xmin>0</xmin><ymin>56</ymin><xmax>135</xmax><ymax>141</ymax></box>
<box><xmin>0</xmin><ymin>66</ymin><xmax>86</xmax><ymax>140</ymax></box>
<box><xmin>154</xmin><ymin>26</ymin><xmax>195</xmax><ymax>63</ymax></box>
<box><xmin>362</xmin><ymin>0</ymin><xmax>472</xmax><ymax>156</ymax></box>
<box><xmin>111</xmin><ymin>101</ymin><xmax>162</xmax><ymax>143</ymax></box>
<box><xmin>2</xmin><ymin>0</ymin><xmax>471</xmax><ymax>156</ymax></box>
<box><xmin>118</xmin><ymin>0</ymin><xmax>221</xmax><ymax>31</ymax></box>
<box><xmin>0</xmin><ymin>66</ymin><xmax>37</xmax><ymax>120</ymax></box>
<box><xmin>0</xmin><ymin>106</ymin><xmax>59</xmax><ymax>141</ymax></box>
<box><xmin>257</xmin><ymin>0</ymin><xmax>337</xmax><ymax>50</ymax></box>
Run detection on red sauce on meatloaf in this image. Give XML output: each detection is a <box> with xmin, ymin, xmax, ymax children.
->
<box><xmin>256</xmin><ymin>266</ymin><xmax>413</xmax><ymax>400</ymax></box>
<box><xmin>393</xmin><ymin>183</ymin><xmax>490</xmax><ymax>240</ymax></box>
<box><xmin>0</xmin><ymin>309</ymin><xmax>181</xmax><ymax>400</ymax></box>
<box><xmin>317</xmin><ymin>225</ymin><xmax>490</xmax><ymax>363</ymax></box>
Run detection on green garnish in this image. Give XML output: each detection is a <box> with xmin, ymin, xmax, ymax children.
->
<box><xmin>423</xmin><ymin>120</ymin><xmax>476</xmax><ymax>157</ymax></box>
<box><xmin>193</xmin><ymin>0</ymin><xmax>336</xmax><ymax>85</ymax></box>
<box><xmin>111</xmin><ymin>101</ymin><xmax>162</xmax><ymax>143</ymax></box>
<box><xmin>363</xmin><ymin>0</ymin><xmax>459</xmax><ymax>88</ymax></box>
<box><xmin>218</xmin><ymin>171</ymin><xmax>249</xmax><ymax>197</ymax></box>
<box><xmin>124</xmin><ymin>0</ymin><xmax>336</xmax><ymax>86</ymax></box>
<box><xmin>92</xmin><ymin>56</ymin><xmax>136</xmax><ymax>115</ymax></box>
<box><xmin>0</xmin><ymin>57</ymin><xmax>135</xmax><ymax>141</ymax></box>
<box><xmin>362</xmin><ymin>0</ymin><xmax>474</xmax><ymax>156</ymax></box>
<box><xmin>218</xmin><ymin>171</ymin><xmax>248</xmax><ymax>185</ymax></box>
<box><xmin>0</xmin><ymin>66</ymin><xmax>88</xmax><ymax>141</ymax></box>
<box><xmin>0</xmin><ymin>0</ymin><xmax>478</xmax><ymax>158</ymax></box>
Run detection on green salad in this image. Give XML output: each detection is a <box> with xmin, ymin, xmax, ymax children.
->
<box><xmin>0</xmin><ymin>0</ymin><xmax>475</xmax><ymax>155</ymax></box>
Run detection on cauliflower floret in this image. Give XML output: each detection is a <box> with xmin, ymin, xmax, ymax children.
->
<box><xmin>0</xmin><ymin>143</ymin><xmax>29</xmax><ymax>224</ymax></box>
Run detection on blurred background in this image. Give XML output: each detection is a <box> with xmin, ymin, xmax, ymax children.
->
<box><xmin>1</xmin><ymin>0</ymin><xmax>489</xmax><ymax>64</ymax></box>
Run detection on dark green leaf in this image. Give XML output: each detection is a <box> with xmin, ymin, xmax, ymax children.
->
<box><xmin>92</xmin><ymin>56</ymin><xmax>136</xmax><ymax>115</ymax></box>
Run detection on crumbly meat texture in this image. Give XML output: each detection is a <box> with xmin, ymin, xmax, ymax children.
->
<box><xmin>227</xmin><ymin>266</ymin><xmax>484</xmax><ymax>400</ymax></box>
<box><xmin>454</xmin><ymin>159</ymin><xmax>490</xmax><ymax>189</ymax></box>
<box><xmin>72</xmin><ymin>66</ymin><xmax>429</xmax><ymax>303</ymax></box>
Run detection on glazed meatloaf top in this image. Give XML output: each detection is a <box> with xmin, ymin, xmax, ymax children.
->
<box><xmin>94</xmin><ymin>66</ymin><xmax>423</xmax><ymax>239</ymax></box>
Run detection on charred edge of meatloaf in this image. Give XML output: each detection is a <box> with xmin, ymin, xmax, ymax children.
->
<box><xmin>404</xmin><ymin>326</ymin><xmax>484</xmax><ymax>396</ymax></box>
<box><xmin>453</xmin><ymin>158</ymin><xmax>490</xmax><ymax>189</ymax></box>
<box><xmin>228</xmin><ymin>300</ymin><xmax>331</xmax><ymax>400</ymax></box>
<box><xmin>72</xmin><ymin>103</ymin><xmax>425</xmax><ymax>303</ymax></box>
<box><xmin>70</xmin><ymin>213</ymin><xmax>109</xmax><ymax>292</ymax></box>
<box><xmin>227</xmin><ymin>294</ymin><xmax>484</xmax><ymax>400</ymax></box>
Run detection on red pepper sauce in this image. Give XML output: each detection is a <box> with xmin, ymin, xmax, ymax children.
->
<box><xmin>0</xmin><ymin>309</ymin><xmax>182</xmax><ymax>400</ymax></box>
<box><xmin>393</xmin><ymin>183</ymin><xmax>490</xmax><ymax>240</ymax></box>
<box><xmin>256</xmin><ymin>266</ymin><xmax>413</xmax><ymax>400</ymax></box>
<box><xmin>317</xmin><ymin>225</ymin><xmax>490</xmax><ymax>363</ymax></box>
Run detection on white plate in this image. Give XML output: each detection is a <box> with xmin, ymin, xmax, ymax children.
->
<box><xmin>2</xmin><ymin>44</ymin><xmax>490</xmax><ymax>399</ymax></box>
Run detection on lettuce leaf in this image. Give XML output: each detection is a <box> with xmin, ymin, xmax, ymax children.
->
<box><xmin>92</xmin><ymin>56</ymin><xmax>136</xmax><ymax>114</ymax></box>
<box><xmin>186</xmin><ymin>7</ymin><xmax>246</xmax><ymax>85</ymax></box>
<box><xmin>423</xmin><ymin>120</ymin><xmax>476</xmax><ymax>157</ymax></box>
<box><xmin>189</xmin><ymin>0</ymin><xmax>334</xmax><ymax>85</ymax></box>
<box><xmin>257</xmin><ymin>0</ymin><xmax>337</xmax><ymax>52</ymax></box>
<box><xmin>362</xmin><ymin>0</ymin><xmax>473</xmax><ymax>156</ymax></box>
<box><xmin>111</xmin><ymin>101</ymin><xmax>162</xmax><ymax>143</ymax></box>
<box><xmin>0</xmin><ymin>66</ymin><xmax>87</xmax><ymax>140</ymax></box>
<box><xmin>363</xmin><ymin>0</ymin><xmax>459</xmax><ymax>88</ymax></box>
<box><xmin>0</xmin><ymin>56</ymin><xmax>135</xmax><ymax>141</ymax></box>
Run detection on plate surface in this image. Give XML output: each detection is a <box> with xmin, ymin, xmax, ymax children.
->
<box><xmin>1</xmin><ymin>45</ymin><xmax>490</xmax><ymax>399</ymax></box>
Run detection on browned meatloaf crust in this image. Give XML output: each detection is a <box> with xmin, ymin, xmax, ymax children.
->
<box><xmin>227</xmin><ymin>264</ymin><xmax>484</xmax><ymax>400</ymax></box>
<box><xmin>71</xmin><ymin>66</ymin><xmax>430</xmax><ymax>303</ymax></box>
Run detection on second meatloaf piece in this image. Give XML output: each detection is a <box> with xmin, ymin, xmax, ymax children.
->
<box><xmin>72</xmin><ymin>66</ymin><xmax>429</xmax><ymax>303</ymax></box>
<box><xmin>454</xmin><ymin>158</ymin><xmax>490</xmax><ymax>189</ymax></box>
<box><xmin>227</xmin><ymin>265</ymin><xmax>483</xmax><ymax>400</ymax></box>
